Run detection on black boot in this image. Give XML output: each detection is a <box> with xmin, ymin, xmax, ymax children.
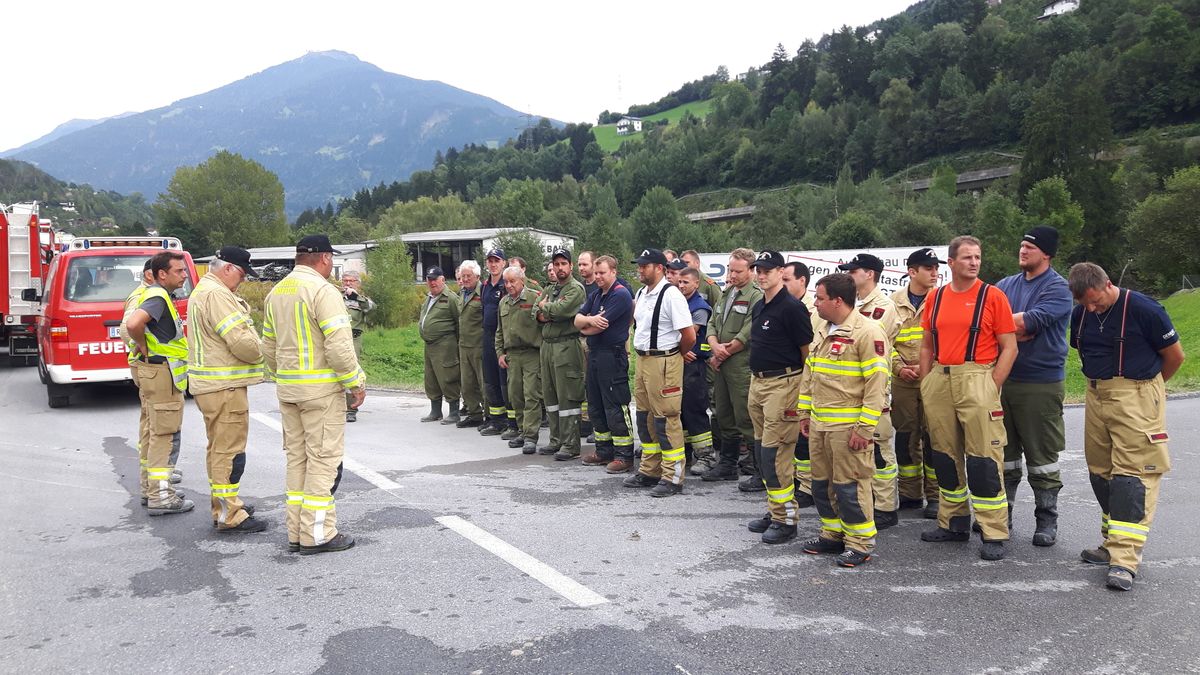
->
<box><xmin>441</xmin><ymin>400</ymin><xmax>461</xmax><ymax>425</ymax></box>
<box><xmin>738</xmin><ymin>442</ymin><xmax>765</xmax><ymax>493</ymax></box>
<box><xmin>702</xmin><ymin>437</ymin><xmax>740</xmax><ymax>481</ymax></box>
<box><xmin>1005</xmin><ymin>476</ymin><xmax>1020</xmax><ymax>531</ymax></box>
<box><xmin>1032</xmin><ymin>487</ymin><xmax>1059</xmax><ymax>547</ymax></box>
<box><xmin>420</xmin><ymin>399</ymin><xmax>442</xmax><ymax>423</ymax></box>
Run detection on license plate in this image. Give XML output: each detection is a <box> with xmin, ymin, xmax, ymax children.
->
<box><xmin>107</xmin><ymin>326</ymin><xmax>120</xmax><ymax>339</ymax></box>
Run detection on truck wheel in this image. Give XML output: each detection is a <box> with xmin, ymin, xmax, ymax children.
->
<box><xmin>47</xmin><ymin>382</ymin><xmax>71</xmax><ymax>408</ymax></box>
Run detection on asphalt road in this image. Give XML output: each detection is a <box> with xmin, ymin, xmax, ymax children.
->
<box><xmin>2</xmin><ymin>365</ymin><xmax>1199</xmax><ymax>674</ymax></box>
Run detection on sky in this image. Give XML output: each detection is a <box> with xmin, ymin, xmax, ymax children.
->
<box><xmin>4</xmin><ymin>0</ymin><xmax>915</xmax><ymax>152</ymax></box>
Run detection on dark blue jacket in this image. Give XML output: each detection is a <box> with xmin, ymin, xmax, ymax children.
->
<box><xmin>996</xmin><ymin>268</ymin><xmax>1072</xmax><ymax>383</ymax></box>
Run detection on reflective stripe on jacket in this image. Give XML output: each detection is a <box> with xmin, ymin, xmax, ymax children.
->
<box><xmin>797</xmin><ymin>310</ymin><xmax>889</xmax><ymax>439</ymax></box>
<box><xmin>187</xmin><ymin>273</ymin><xmax>264</xmax><ymax>394</ymax></box>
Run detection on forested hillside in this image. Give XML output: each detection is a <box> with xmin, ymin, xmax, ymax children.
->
<box><xmin>300</xmin><ymin>0</ymin><xmax>1200</xmax><ymax>292</ymax></box>
<box><xmin>0</xmin><ymin>159</ymin><xmax>156</xmax><ymax>235</ymax></box>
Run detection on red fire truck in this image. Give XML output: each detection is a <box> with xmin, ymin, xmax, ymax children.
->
<box><xmin>0</xmin><ymin>202</ymin><xmax>51</xmax><ymax>366</ymax></box>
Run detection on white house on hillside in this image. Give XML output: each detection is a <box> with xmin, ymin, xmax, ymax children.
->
<box><xmin>616</xmin><ymin>116</ymin><xmax>643</xmax><ymax>135</ymax></box>
<box><xmin>1039</xmin><ymin>0</ymin><xmax>1079</xmax><ymax>20</ymax></box>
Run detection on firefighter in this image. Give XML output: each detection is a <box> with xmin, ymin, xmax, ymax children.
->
<box><xmin>341</xmin><ymin>271</ymin><xmax>374</xmax><ymax>423</ymax></box>
<box><xmin>702</xmin><ymin>248</ymin><xmax>763</xmax><ymax>489</ymax></box>
<box><xmin>495</xmin><ymin>266</ymin><xmax>543</xmax><ymax>455</ymax></box>
<box><xmin>891</xmin><ymin>249</ymin><xmax>942</xmax><ymax>520</ymax></box>
<box><xmin>187</xmin><ymin>247</ymin><xmax>267</xmax><ymax>533</ymax></box>
<box><xmin>535</xmin><ymin>249</ymin><xmax>586</xmax><ymax>460</ymax></box>
<box><xmin>798</xmin><ymin>273</ymin><xmax>889</xmax><ymax>567</ymax></box>
<box><xmin>744</xmin><ymin>251</ymin><xmax>813</xmax><ymax>544</ymax></box>
<box><xmin>262</xmin><ymin>234</ymin><xmax>365</xmax><ymax>555</ymax></box>
<box><xmin>995</xmin><ymin>227</ymin><xmax>1073</xmax><ymax>546</ymax></box>
<box><xmin>681</xmin><ymin>249</ymin><xmax>723</xmax><ymax>310</ymax></box>
<box><xmin>623</xmin><ymin>248</ymin><xmax>696</xmax><ymax>497</ymax></box>
<box><xmin>576</xmin><ymin>255</ymin><xmax>636</xmax><ymax>473</ymax></box>
<box><xmin>121</xmin><ymin>260</ymin><xmax>181</xmax><ymax>505</ymax></box>
<box><xmin>838</xmin><ymin>253</ymin><xmax>901</xmax><ymax>530</ymax></box>
<box><xmin>919</xmin><ymin>236</ymin><xmax>1017</xmax><ymax>561</ymax></box>
<box><xmin>1068</xmin><ymin>262</ymin><xmax>1185</xmax><ymax>591</ymax></box>
<box><xmin>418</xmin><ymin>266</ymin><xmax>462</xmax><ymax>424</ymax></box>
<box><xmin>781</xmin><ymin>260</ymin><xmax>820</xmax><ymax>508</ymax></box>
<box><xmin>479</xmin><ymin>249</ymin><xmax>516</xmax><ymax>438</ymax></box>
<box><xmin>455</xmin><ymin>261</ymin><xmax>486</xmax><ymax>428</ymax></box>
<box><xmin>124</xmin><ymin>251</ymin><xmax>192</xmax><ymax>516</ymax></box>
<box><xmin>673</xmin><ymin>265</ymin><xmax>716</xmax><ymax>475</ymax></box>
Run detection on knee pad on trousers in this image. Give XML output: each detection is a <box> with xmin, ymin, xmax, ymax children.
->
<box><xmin>169</xmin><ymin>431</ymin><xmax>182</xmax><ymax>465</ymax></box>
<box><xmin>1109</xmin><ymin>475</ymin><xmax>1147</xmax><ymax>523</ymax></box>
<box><xmin>833</xmin><ymin>482</ymin><xmax>867</xmax><ymax>523</ymax></box>
<box><xmin>653</xmin><ymin>417</ymin><xmax>670</xmax><ymax>445</ymax></box>
<box><xmin>873</xmin><ymin>443</ymin><xmax>886</xmax><ymax>470</ymax></box>
<box><xmin>636</xmin><ymin>410</ymin><xmax>651</xmax><ymax>440</ymax></box>
<box><xmin>949</xmin><ymin>514</ymin><xmax>971</xmax><ymax>533</ymax></box>
<box><xmin>894</xmin><ymin>431</ymin><xmax>912</xmax><ymax>465</ymax></box>
<box><xmin>1088</xmin><ymin>472</ymin><xmax>1111</xmax><ymax>514</ymax></box>
<box><xmin>812</xmin><ymin>479</ymin><xmax>835</xmax><ymax>518</ymax></box>
<box><xmin>757</xmin><ymin>443</ymin><xmax>783</xmax><ymax>487</ymax></box>
<box><xmin>230</xmin><ymin>452</ymin><xmax>247</xmax><ymax>484</ymax></box>
<box><xmin>332</xmin><ymin>462</ymin><xmax>344</xmax><ymax>494</ymax></box>
<box><xmin>930</xmin><ymin>450</ymin><xmax>959</xmax><ymax>490</ymax></box>
<box><xmin>966</xmin><ymin>456</ymin><xmax>1002</xmax><ymax>498</ymax></box>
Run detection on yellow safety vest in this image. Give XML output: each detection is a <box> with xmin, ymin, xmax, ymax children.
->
<box><xmin>141</xmin><ymin>285</ymin><xmax>189</xmax><ymax>391</ymax></box>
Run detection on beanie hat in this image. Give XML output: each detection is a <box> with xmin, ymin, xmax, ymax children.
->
<box><xmin>1023</xmin><ymin>225</ymin><xmax>1059</xmax><ymax>257</ymax></box>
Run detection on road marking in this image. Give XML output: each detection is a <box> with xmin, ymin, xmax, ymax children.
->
<box><xmin>250</xmin><ymin>411</ymin><xmax>606</xmax><ymax>608</ymax></box>
<box><xmin>436</xmin><ymin>515</ymin><xmax>609</xmax><ymax>608</ymax></box>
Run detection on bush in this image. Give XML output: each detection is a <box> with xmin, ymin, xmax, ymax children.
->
<box><xmin>364</xmin><ymin>241</ymin><xmax>425</xmax><ymax>327</ymax></box>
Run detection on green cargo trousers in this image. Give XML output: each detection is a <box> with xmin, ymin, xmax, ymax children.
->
<box><xmin>1001</xmin><ymin>380</ymin><xmax>1065</xmax><ymax>491</ymax></box>
<box><xmin>423</xmin><ymin>336</ymin><xmax>460</xmax><ymax>403</ymax></box>
<box><xmin>541</xmin><ymin>338</ymin><xmax>585</xmax><ymax>455</ymax></box>
<box><xmin>712</xmin><ymin>350</ymin><xmax>753</xmax><ymax>445</ymax></box>
<box><xmin>505</xmin><ymin>347</ymin><xmax>542</xmax><ymax>441</ymax></box>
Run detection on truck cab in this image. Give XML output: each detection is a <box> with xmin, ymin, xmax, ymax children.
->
<box><xmin>34</xmin><ymin>237</ymin><xmax>198</xmax><ymax>408</ymax></box>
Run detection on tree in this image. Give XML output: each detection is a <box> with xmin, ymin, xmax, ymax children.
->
<box><xmin>363</xmin><ymin>241</ymin><xmax>419</xmax><ymax>328</ymax></box>
<box><xmin>823</xmin><ymin>210</ymin><xmax>882</xmax><ymax>249</ymax></box>
<box><xmin>1023</xmin><ymin>177</ymin><xmax>1084</xmax><ymax>263</ymax></box>
<box><xmin>1124</xmin><ymin>166</ymin><xmax>1200</xmax><ymax>293</ymax></box>
<box><xmin>493</xmin><ymin>230</ymin><xmax>550</xmax><ymax>286</ymax></box>
<box><xmin>973</xmin><ymin>191</ymin><xmax>1024</xmax><ymax>281</ymax></box>
<box><xmin>629</xmin><ymin>186</ymin><xmax>685</xmax><ymax>252</ymax></box>
<box><xmin>498</xmin><ymin>181</ymin><xmax>545</xmax><ymax>228</ymax></box>
<box><xmin>156</xmin><ymin>151</ymin><xmax>288</xmax><ymax>253</ymax></box>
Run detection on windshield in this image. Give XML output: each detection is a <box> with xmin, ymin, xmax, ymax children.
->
<box><xmin>64</xmin><ymin>255</ymin><xmax>193</xmax><ymax>303</ymax></box>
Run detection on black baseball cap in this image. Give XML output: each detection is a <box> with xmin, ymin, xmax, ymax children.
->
<box><xmin>485</xmin><ymin>248</ymin><xmax>506</xmax><ymax>260</ymax></box>
<box><xmin>632</xmin><ymin>248</ymin><xmax>668</xmax><ymax>265</ymax></box>
<box><xmin>750</xmin><ymin>250</ymin><xmax>785</xmax><ymax>270</ymax></box>
<box><xmin>425</xmin><ymin>266</ymin><xmax>445</xmax><ymax>280</ymax></box>
<box><xmin>666</xmin><ymin>258</ymin><xmax>688</xmax><ymax>271</ymax></box>
<box><xmin>216</xmin><ymin>245</ymin><xmax>258</xmax><ymax>279</ymax></box>
<box><xmin>838</xmin><ymin>253</ymin><xmax>884</xmax><ymax>275</ymax></box>
<box><xmin>906</xmin><ymin>248</ymin><xmax>946</xmax><ymax>268</ymax></box>
<box><xmin>296</xmin><ymin>234</ymin><xmax>342</xmax><ymax>254</ymax></box>
<box><xmin>551</xmin><ymin>248</ymin><xmax>571</xmax><ymax>262</ymax></box>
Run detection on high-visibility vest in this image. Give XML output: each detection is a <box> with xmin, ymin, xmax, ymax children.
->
<box><xmin>141</xmin><ymin>285</ymin><xmax>189</xmax><ymax>391</ymax></box>
<box><xmin>124</xmin><ymin>284</ymin><xmax>149</xmax><ymax>366</ymax></box>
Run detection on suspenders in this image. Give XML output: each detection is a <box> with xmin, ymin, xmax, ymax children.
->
<box><xmin>649</xmin><ymin>284</ymin><xmax>669</xmax><ymax>350</ymax></box>
<box><xmin>1073</xmin><ymin>288</ymin><xmax>1130</xmax><ymax>377</ymax></box>
<box><xmin>929</xmin><ymin>281</ymin><xmax>991</xmax><ymax>363</ymax></box>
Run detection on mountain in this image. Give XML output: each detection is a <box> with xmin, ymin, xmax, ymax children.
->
<box><xmin>0</xmin><ymin>158</ymin><xmax>156</xmax><ymax>231</ymax></box>
<box><xmin>10</xmin><ymin>51</ymin><xmax>540</xmax><ymax>216</ymax></box>
<box><xmin>1</xmin><ymin>113</ymin><xmax>135</xmax><ymax>156</ymax></box>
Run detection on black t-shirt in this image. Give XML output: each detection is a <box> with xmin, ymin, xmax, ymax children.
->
<box><xmin>138</xmin><ymin>295</ymin><xmax>180</xmax><ymax>345</ymax></box>
<box><xmin>1070</xmin><ymin>289</ymin><xmax>1179</xmax><ymax>380</ymax></box>
<box><xmin>749</xmin><ymin>290</ymin><xmax>813</xmax><ymax>372</ymax></box>
<box><xmin>579</xmin><ymin>283</ymin><xmax>633</xmax><ymax>349</ymax></box>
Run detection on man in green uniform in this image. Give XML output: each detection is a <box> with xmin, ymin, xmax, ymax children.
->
<box><xmin>342</xmin><ymin>271</ymin><xmax>374</xmax><ymax>423</ymax></box>
<box><xmin>535</xmin><ymin>249</ymin><xmax>587</xmax><ymax>460</ymax></box>
<box><xmin>455</xmin><ymin>260</ymin><xmax>486</xmax><ymax>428</ymax></box>
<box><xmin>496</xmin><ymin>266</ymin><xmax>544</xmax><ymax>455</ymax></box>
<box><xmin>418</xmin><ymin>266</ymin><xmax>461</xmax><ymax>423</ymax></box>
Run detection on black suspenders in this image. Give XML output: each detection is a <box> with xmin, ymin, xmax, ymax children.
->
<box><xmin>930</xmin><ymin>282</ymin><xmax>991</xmax><ymax>363</ymax></box>
<box><xmin>649</xmin><ymin>284</ymin><xmax>669</xmax><ymax>350</ymax></box>
<box><xmin>1075</xmin><ymin>289</ymin><xmax>1131</xmax><ymax>377</ymax></box>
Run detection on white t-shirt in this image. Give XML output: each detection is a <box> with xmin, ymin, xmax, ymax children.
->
<box><xmin>632</xmin><ymin>278</ymin><xmax>692</xmax><ymax>351</ymax></box>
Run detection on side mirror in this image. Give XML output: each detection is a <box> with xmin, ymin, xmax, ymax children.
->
<box><xmin>20</xmin><ymin>289</ymin><xmax>40</xmax><ymax>302</ymax></box>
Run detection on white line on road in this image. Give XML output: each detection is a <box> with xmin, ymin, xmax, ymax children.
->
<box><xmin>250</xmin><ymin>411</ymin><xmax>608</xmax><ymax>608</ymax></box>
<box><xmin>435</xmin><ymin>515</ymin><xmax>610</xmax><ymax>608</ymax></box>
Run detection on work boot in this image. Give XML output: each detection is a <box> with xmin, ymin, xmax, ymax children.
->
<box><xmin>623</xmin><ymin>472</ymin><xmax>658</xmax><ymax>488</ymax></box>
<box><xmin>737</xmin><ymin>442</ymin><xmax>754</xmax><ymax>476</ymax></box>
<box><xmin>922</xmin><ymin>500</ymin><xmax>939</xmax><ymax>520</ymax></box>
<box><xmin>606</xmin><ymin>459</ymin><xmax>633</xmax><ymax>474</ymax></box>
<box><xmin>1032</xmin><ymin>487</ymin><xmax>1060</xmax><ymax>547</ymax></box>
<box><xmin>802</xmin><ymin>537</ymin><xmax>845</xmax><ymax>555</ymax></box>
<box><xmin>979</xmin><ymin>540</ymin><xmax>1006</xmax><ymax>561</ymax></box>
<box><xmin>581</xmin><ymin>453</ymin><xmax>609</xmax><ymax>466</ymax></box>
<box><xmin>795</xmin><ymin>488</ymin><xmax>815</xmax><ymax>508</ymax></box>
<box><xmin>921</xmin><ymin>527</ymin><xmax>969</xmax><ymax>543</ymax></box>
<box><xmin>875</xmin><ymin>510</ymin><xmax>899</xmax><ymax>530</ymax></box>
<box><xmin>689</xmin><ymin>445</ymin><xmax>717</xmax><ymax>476</ymax></box>
<box><xmin>456</xmin><ymin>415</ymin><xmax>482</xmax><ymax>429</ymax></box>
<box><xmin>650</xmin><ymin>480</ymin><xmax>683</xmax><ymax>498</ymax></box>
<box><xmin>586</xmin><ymin>432</ymin><xmax>595</xmax><ymax>444</ymax></box>
<box><xmin>702</xmin><ymin>438</ymin><xmax>740</xmax><ymax>481</ymax></box>
<box><xmin>1080</xmin><ymin>546</ymin><xmax>1110</xmax><ymax>566</ymax></box>
<box><xmin>345</xmin><ymin>409</ymin><xmax>357</xmax><ymax>423</ymax></box>
<box><xmin>287</xmin><ymin>541</ymin><xmax>301</xmax><ymax>553</ymax></box>
<box><xmin>762</xmin><ymin>522</ymin><xmax>796</xmax><ymax>545</ymax></box>
<box><xmin>738</xmin><ymin>474</ymin><xmax>765</xmax><ymax>493</ymax></box>
<box><xmin>507</xmin><ymin>437</ymin><xmax>525</xmax><ymax>449</ymax></box>
<box><xmin>500</xmin><ymin>427</ymin><xmax>519</xmax><ymax>441</ymax></box>
<box><xmin>747</xmin><ymin>513</ymin><xmax>771</xmax><ymax>533</ymax></box>
<box><xmin>420</xmin><ymin>399</ymin><xmax>443</xmax><ymax>423</ymax></box>
<box><xmin>218</xmin><ymin>516</ymin><xmax>268</xmax><ymax>534</ymax></box>
<box><xmin>299</xmin><ymin>533</ymin><xmax>355</xmax><ymax>555</ymax></box>
<box><xmin>836</xmin><ymin>549</ymin><xmax>872</xmax><ymax>568</ymax></box>
<box><xmin>899</xmin><ymin>498</ymin><xmax>923</xmax><ymax>510</ymax></box>
<box><xmin>1107</xmin><ymin>566</ymin><xmax>1134</xmax><ymax>591</ymax></box>
<box><xmin>479</xmin><ymin>421</ymin><xmax>502</xmax><ymax>436</ymax></box>
<box><xmin>553</xmin><ymin>450</ymin><xmax>578</xmax><ymax>462</ymax></box>
<box><xmin>537</xmin><ymin>444</ymin><xmax>559</xmax><ymax>456</ymax></box>
<box><xmin>440</xmin><ymin>400</ymin><xmax>461</xmax><ymax>425</ymax></box>
<box><xmin>148</xmin><ymin>496</ymin><xmax>194</xmax><ymax>516</ymax></box>
<box><xmin>213</xmin><ymin>504</ymin><xmax>257</xmax><ymax>528</ymax></box>
<box><xmin>521</xmin><ymin>440</ymin><xmax>537</xmax><ymax>455</ymax></box>
<box><xmin>170</xmin><ymin>469</ymin><xmax>183</xmax><ymax>484</ymax></box>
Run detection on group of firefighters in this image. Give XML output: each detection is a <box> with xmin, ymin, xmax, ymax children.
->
<box><xmin>117</xmin><ymin>227</ymin><xmax>1183</xmax><ymax>590</ymax></box>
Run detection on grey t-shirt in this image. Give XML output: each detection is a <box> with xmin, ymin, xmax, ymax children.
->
<box><xmin>138</xmin><ymin>295</ymin><xmax>180</xmax><ymax>347</ymax></box>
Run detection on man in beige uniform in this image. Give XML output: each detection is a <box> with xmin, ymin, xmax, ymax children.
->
<box><xmin>263</xmin><ymin>235</ymin><xmax>365</xmax><ymax>555</ymax></box>
<box><xmin>838</xmin><ymin>253</ymin><xmax>901</xmax><ymax>530</ymax></box>
<box><xmin>188</xmin><ymin>247</ymin><xmax>267</xmax><ymax>533</ymax></box>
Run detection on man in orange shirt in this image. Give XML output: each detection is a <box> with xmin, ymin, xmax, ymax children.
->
<box><xmin>918</xmin><ymin>235</ymin><xmax>1018</xmax><ymax>560</ymax></box>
